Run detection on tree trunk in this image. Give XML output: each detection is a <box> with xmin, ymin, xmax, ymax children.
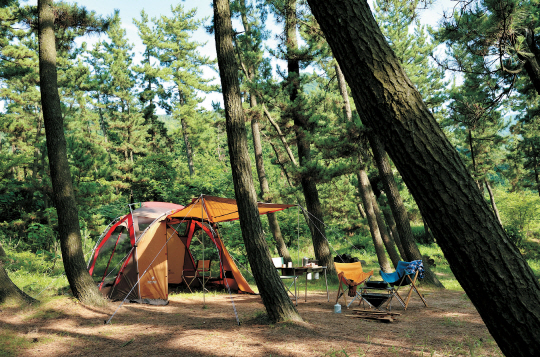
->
<box><xmin>179</xmin><ymin>94</ymin><xmax>195</xmax><ymax>177</ymax></box>
<box><xmin>382</xmin><ymin>206</ymin><xmax>406</xmax><ymax>259</ymax></box>
<box><xmin>286</xmin><ymin>0</ymin><xmax>333</xmax><ymax>273</ymax></box>
<box><xmin>249</xmin><ymin>96</ymin><xmax>291</xmax><ymax>263</ymax></box>
<box><xmin>0</xmin><ymin>243</ymin><xmax>37</xmax><ymax>305</ymax></box>
<box><xmin>520</xmin><ymin>33</ymin><xmax>540</xmax><ymax>95</ymax></box>
<box><xmin>38</xmin><ymin>0</ymin><xmax>103</xmax><ymax>306</ymax></box>
<box><xmin>235</xmin><ymin>0</ymin><xmax>291</xmax><ymax>263</ymax></box>
<box><xmin>368</xmin><ymin>133</ymin><xmax>442</xmax><ymax>286</ymax></box>
<box><xmin>213</xmin><ymin>0</ymin><xmax>301</xmax><ymax>323</ymax></box>
<box><xmin>485</xmin><ymin>179</ymin><xmax>502</xmax><ymax>226</ymax></box>
<box><xmin>371</xmin><ymin>190</ymin><xmax>400</xmax><ymax>268</ymax></box>
<box><xmin>336</xmin><ymin>62</ymin><xmax>399</xmax><ymax>267</ymax></box>
<box><xmin>307</xmin><ymin>0</ymin><xmax>540</xmax><ymax>354</ymax></box>
<box><xmin>356</xmin><ymin>202</ymin><xmax>366</xmax><ymax>219</ymax></box>
<box><xmin>357</xmin><ymin>169</ymin><xmax>392</xmax><ymax>273</ymax></box>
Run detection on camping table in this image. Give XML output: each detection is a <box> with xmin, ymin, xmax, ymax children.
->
<box><xmin>276</xmin><ymin>266</ymin><xmax>329</xmax><ymax>304</ymax></box>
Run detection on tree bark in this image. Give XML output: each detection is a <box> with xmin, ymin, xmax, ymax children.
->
<box><xmin>356</xmin><ymin>202</ymin><xmax>366</xmax><ymax>219</ymax></box>
<box><xmin>485</xmin><ymin>179</ymin><xmax>502</xmax><ymax>226</ymax></box>
<box><xmin>382</xmin><ymin>206</ymin><xmax>406</xmax><ymax>259</ymax></box>
<box><xmin>178</xmin><ymin>94</ymin><xmax>195</xmax><ymax>177</ymax></box>
<box><xmin>213</xmin><ymin>0</ymin><xmax>301</xmax><ymax>323</ymax></box>
<box><xmin>181</xmin><ymin>117</ymin><xmax>195</xmax><ymax>177</ymax></box>
<box><xmin>0</xmin><ymin>243</ymin><xmax>37</xmax><ymax>305</ymax></box>
<box><xmin>371</xmin><ymin>190</ymin><xmax>400</xmax><ymax>268</ymax></box>
<box><xmin>368</xmin><ymin>133</ymin><xmax>442</xmax><ymax>286</ymax></box>
<box><xmin>307</xmin><ymin>0</ymin><xmax>540</xmax><ymax>354</ymax></box>
<box><xmin>286</xmin><ymin>0</ymin><xmax>333</xmax><ymax>273</ymax></box>
<box><xmin>38</xmin><ymin>0</ymin><xmax>103</xmax><ymax>306</ymax></box>
<box><xmin>236</xmin><ymin>0</ymin><xmax>292</xmax><ymax>264</ymax></box>
<box><xmin>249</xmin><ymin>97</ymin><xmax>291</xmax><ymax>263</ymax></box>
<box><xmin>520</xmin><ymin>39</ymin><xmax>540</xmax><ymax>95</ymax></box>
<box><xmin>336</xmin><ymin>62</ymin><xmax>399</xmax><ymax>267</ymax></box>
<box><xmin>357</xmin><ymin>169</ymin><xmax>391</xmax><ymax>273</ymax></box>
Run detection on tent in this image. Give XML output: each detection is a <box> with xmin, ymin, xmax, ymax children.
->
<box><xmin>87</xmin><ymin>196</ymin><xmax>294</xmax><ymax>305</ymax></box>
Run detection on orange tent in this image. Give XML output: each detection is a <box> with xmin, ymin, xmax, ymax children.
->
<box><xmin>168</xmin><ymin>195</ymin><xmax>295</xmax><ymax>223</ymax></box>
<box><xmin>88</xmin><ymin>196</ymin><xmax>294</xmax><ymax>305</ymax></box>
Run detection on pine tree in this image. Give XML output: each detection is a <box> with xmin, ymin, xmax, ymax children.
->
<box><xmin>154</xmin><ymin>4</ymin><xmax>217</xmax><ymax>178</ymax></box>
<box><xmin>231</xmin><ymin>0</ymin><xmax>292</xmax><ymax>263</ymax></box>
<box><xmin>133</xmin><ymin>10</ymin><xmax>170</xmax><ymax>153</ymax></box>
<box><xmin>373</xmin><ymin>0</ymin><xmax>446</xmax><ymax>119</ymax></box>
<box><xmin>437</xmin><ymin>0</ymin><xmax>540</xmax><ymax>95</ymax></box>
<box><xmin>307</xmin><ymin>0</ymin><xmax>540</xmax><ymax>353</ymax></box>
<box><xmin>37</xmin><ymin>0</ymin><xmax>109</xmax><ymax>306</ymax></box>
<box><xmin>88</xmin><ymin>14</ymin><xmax>149</xmax><ymax>203</ymax></box>
<box><xmin>213</xmin><ymin>0</ymin><xmax>302</xmax><ymax>323</ymax></box>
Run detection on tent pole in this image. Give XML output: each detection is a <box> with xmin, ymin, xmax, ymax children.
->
<box><xmin>297</xmin><ymin>205</ymin><xmax>300</xmax><ymax>267</ymax></box>
<box><xmin>202</xmin><ymin>195</ymin><xmax>205</xmax><ymax>305</ymax></box>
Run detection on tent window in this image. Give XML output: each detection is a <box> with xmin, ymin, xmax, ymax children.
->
<box><xmin>174</xmin><ymin>222</ymin><xmax>188</xmax><ymax>236</ymax></box>
<box><xmin>138</xmin><ymin>223</ymin><xmax>151</xmax><ymax>232</ymax></box>
<box><xmin>91</xmin><ymin>229</ymin><xmax>132</xmax><ymax>284</ymax></box>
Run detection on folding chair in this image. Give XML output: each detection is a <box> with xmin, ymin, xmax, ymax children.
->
<box><xmin>380</xmin><ymin>260</ymin><xmax>428</xmax><ymax>310</ymax></box>
<box><xmin>182</xmin><ymin>260</ymin><xmax>212</xmax><ymax>293</ymax></box>
<box><xmin>272</xmin><ymin>257</ymin><xmax>298</xmax><ymax>305</ymax></box>
<box><xmin>334</xmin><ymin>261</ymin><xmax>373</xmax><ymax>309</ymax></box>
<box><xmin>182</xmin><ymin>265</ymin><xmax>198</xmax><ymax>293</ymax></box>
<box><xmin>197</xmin><ymin>259</ymin><xmax>212</xmax><ymax>285</ymax></box>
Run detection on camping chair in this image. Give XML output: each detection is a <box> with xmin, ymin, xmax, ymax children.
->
<box><xmin>272</xmin><ymin>257</ymin><xmax>298</xmax><ymax>305</ymax></box>
<box><xmin>196</xmin><ymin>259</ymin><xmax>212</xmax><ymax>285</ymax></box>
<box><xmin>380</xmin><ymin>260</ymin><xmax>428</xmax><ymax>310</ymax></box>
<box><xmin>182</xmin><ymin>266</ymin><xmax>198</xmax><ymax>293</ymax></box>
<box><xmin>182</xmin><ymin>260</ymin><xmax>212</xmax><ymax>293</ymax></box>
<box><xmin>334</xmin><ymin>261</ymin><xmax>373</xmax><ymax>309</ymax></box>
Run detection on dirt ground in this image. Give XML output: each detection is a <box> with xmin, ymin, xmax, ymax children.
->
<box><xmin>0</xmin><ymin>288</ymin><xmax>502</xmax><ymax>357</ymax></box>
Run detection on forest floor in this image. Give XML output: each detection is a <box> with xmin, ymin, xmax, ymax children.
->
<box><xmin>0</xmin><ymin>287</ymin><xmax>502</xmax><ymax>357</ymax></box>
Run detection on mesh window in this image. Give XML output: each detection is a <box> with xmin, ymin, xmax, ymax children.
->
<box><xmin>91</xmin><ymin>227</ymin><xmax>133</xmax><ymax>285</ymax></box>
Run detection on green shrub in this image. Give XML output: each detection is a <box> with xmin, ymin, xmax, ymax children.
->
<box><xmin>505</xmin><ymin>226</ymin><xmax>525</xmax><ymax>247</ymax></box>
<box><xmin>411</xmin><ymin>225</ymin><xmax>435</xmax><ymax>245</ymax></box>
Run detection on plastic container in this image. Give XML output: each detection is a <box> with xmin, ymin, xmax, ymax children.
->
<box><xmin>334</xmin><ymin>303</ymin><xmax>341</xmax><ymax>313</ymax></box>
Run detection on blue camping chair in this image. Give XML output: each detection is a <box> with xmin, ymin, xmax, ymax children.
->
<box><xmin>380</xmin><ymin>260</ymin><xmax>428</xmax><ymax>310</ymax></box>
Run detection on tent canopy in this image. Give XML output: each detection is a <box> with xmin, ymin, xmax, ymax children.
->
<box><xmin>168</xmin><ymin>195</ymin><xmax>295</xmax><ymax>223</ymax></box>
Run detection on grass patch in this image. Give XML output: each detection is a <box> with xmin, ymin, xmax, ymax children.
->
<box><xmin>0</xmin><ymin>329</ymin><xmax>33</xmax><ymax>357</ymax></box>
<box><xmin>2</xmin><ymin>245</ymin><xmax>70</xmax><ymax>300</ymax></box>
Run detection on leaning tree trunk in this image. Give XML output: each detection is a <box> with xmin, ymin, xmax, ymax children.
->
<box><xmin>249</xmin><ymin>96</ymin><xmax>291</xmax><ymax>264</ymax></box>
<box><xmin>519</xmin><ymin>34</ymin><xmax>540</xmax><ymax>96</ymax></box>
<box><xmin>335</xmin><ymin>62</ymin><xmax>399</xmax><ymax>268</ymax></box>
<box><xmin>485</xmin><ymin>179</ymin><xmax>502</xmax><ymax>226</ymax></box>
<box><xmin>286</xmin><ymin>0</ymin><xmax>333</xmax><ymax>273</ymax></box>
<box><xmin>38</xmin><ymin>0</ymin><xmax>103</xmax><ymax>306</ymax></box>
<box><xmin>357</xmin><ymin>169</ymin><xmax>391</xmax><ymax>273</ymax></box>
<box><xmin>0</xmin><ymin>243</ymin><xmax>37</xmax><ymax>305</ymax></box>
<box><xmin>213</xmin><ymin>0</ymin><xmax>301</xmax><ymax>323</ymax></box>
<box><xmin>307</xmin><ymin>0</ymin><xmax>540</xmax><ymax>354</ymax></box>
<box><xmin>371</xmin><ymin>190</ymin><xmax>400</xmax><ymax>268</ymax></box>
<box><xmin>381</xmin><ymin>206</ymin><xmax>406</xmax><ymax>259</ymax></box>
<box><xmin>368</xmin><ymin>133</ymin><xmax>443</xmax><ymax>287</ymax></box>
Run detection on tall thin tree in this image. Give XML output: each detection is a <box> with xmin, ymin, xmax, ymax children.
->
<box><xmin>37</xmin><ymin>0</ymin><xmax>103</xmax><ymax>305</ymax></box>
<box><xmin>213</xmin><ymin>0</ymin><xmax>302</xmax><ymax>323</ymax></box>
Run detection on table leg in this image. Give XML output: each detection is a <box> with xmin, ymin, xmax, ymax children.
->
<box><xmin>305</xmin><ymin>273</ymin><xmax>308</xmax><ymax>302</ymax></box>
<box><xmin>324</xmin><ymin>267</ymin><xmax>329</xmax><ymax>302</ymax></box>
<box><xmin>294</xmin><ymin>270</ymin><xmax>297</xmax><ymax>306</ymax></box>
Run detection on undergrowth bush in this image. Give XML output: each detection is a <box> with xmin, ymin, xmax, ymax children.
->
<box><xmin>411</xmin><ymin>225</ymin><xmax>435</xmax><ymax>245</ymax></box>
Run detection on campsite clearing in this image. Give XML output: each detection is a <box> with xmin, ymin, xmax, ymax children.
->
<box><xmin>0</xmin><ymin>288</ymin><xmax>502</xmax><ymax>356</ymax></box>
